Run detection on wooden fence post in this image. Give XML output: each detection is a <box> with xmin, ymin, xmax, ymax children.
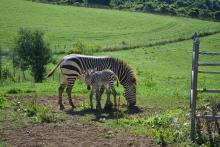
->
<box><xmin>190</xmin><ymin>32</ymin><xmax>200</xmax><ymax>141</ymax></box>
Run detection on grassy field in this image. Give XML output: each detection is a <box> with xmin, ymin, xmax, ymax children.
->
<box><xmin>1</xmin><ymin>0</ymin><xmax>220</xmax><ymax>51</ymax></box>
<box><xmin>1</xmin><ymin>33</ymin><xmax>220</xmax><ymax>145</ymax></box>
<box><xmin>1</xmin><ymin>33</ymin><xmax>220</xmax><ymax>109</ymax></box>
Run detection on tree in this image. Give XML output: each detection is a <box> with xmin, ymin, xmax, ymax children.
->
<box><xmin>188</xmin><ymin>8</ymin><xmax>199</xmax><ymax>17</ymax></box>
<box><xmin>214</xmin><ymin>11</ymin><xmax>220</xmax><ymax>20</ymax></box>
<box><xmin>12</xmin><ymin>48</ymin><xmax>29</xmax><ymax>81</ymax></box>
<box><xmin>15</xmin><ymin>28</ymin><xmax>51</xmax><ymax>83</ymax></box>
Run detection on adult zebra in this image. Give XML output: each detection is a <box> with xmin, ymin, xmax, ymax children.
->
<box><xmin>47</xmin><ymin>54</ymin><xmax>136</xmax><ymax>110</ymax></box>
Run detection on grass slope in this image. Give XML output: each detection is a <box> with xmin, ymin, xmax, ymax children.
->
<box><xmin>1</xmin><ymin>34</ymin><xmax>220</xmax><ymax>109</ymax></box>
<box><xmin>1</xmin><ymin>0</ymin><xmax>220</xmax><ymax>51</ymax></box>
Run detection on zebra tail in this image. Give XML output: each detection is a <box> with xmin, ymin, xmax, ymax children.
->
<box><xmin>46</xmin><ymin>59</ymin><xmax>63</xmax><ymax>78</ymax></box>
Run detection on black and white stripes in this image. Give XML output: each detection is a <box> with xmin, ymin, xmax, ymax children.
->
<box><xmin>85</xmin><ymin>69</ymin><xmax>118</xmax><ymax>114</ymax></box>
<box><xmin>47</xmin><ymin>54</ymin><xmax>136</xmax><ymax>110</ymax></box>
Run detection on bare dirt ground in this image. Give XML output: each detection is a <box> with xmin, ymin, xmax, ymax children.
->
<box><xmin>0</xmin><ymin>95</ymin><xmax>153</xmax><ymax>147</ymax></box>
<box><xmin>1</xmin><ymin>123</ymin><xmax>151</xmax><ymax>147</ymax></box>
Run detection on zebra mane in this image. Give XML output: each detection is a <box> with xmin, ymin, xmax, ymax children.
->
<box><xmin>113</xmin><ymin>58</ymin><xmax>137</xmax><ymax>85</ymax></box>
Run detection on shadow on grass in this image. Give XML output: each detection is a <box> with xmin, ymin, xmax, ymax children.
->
<box><xmin>65</xmin><ymin>105</ymin><xmax>144</xmax><ymax>121</ymax></box>
<box><xmin>65</xmin><ymin>107</ymin><xmax>122</xmax><ymax>120</ymax></box>
<box><xmin>65</xmin><ymin>108</ymin><xmax>93</xmax><ymax>116</ymax></box>
<box><xmin>125</xmin><ymin>106</ymin><xmax>144</xmax><ymax>114</ymax></box>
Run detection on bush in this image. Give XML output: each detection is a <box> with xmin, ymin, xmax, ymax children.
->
<box><xmin>14</xmin><ymin>28</ymin><xmax>51</xmax><ymax>83</ymax></box>
<box><xmin>188</xmin><ymin>8</ymin><xmax>199</xmax><ymax>17</ymax></box>
<box><xmin>214</xmin><ymin>11</ymin><xmax>220</xmax><ymax>20</ymax></box>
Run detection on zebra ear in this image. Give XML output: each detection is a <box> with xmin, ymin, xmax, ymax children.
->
<box><xmin>90</xmin><ymin>68</ymin><xmax>97</xmax><ymax>73</ymax></box>
<box><xmin>82</xmin><ymin>70</ymin><xmax>86</xmax><ymax>75</ymax></box>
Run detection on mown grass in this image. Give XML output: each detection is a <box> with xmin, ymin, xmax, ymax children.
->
<box><xmin>1</xmin><ymin>0</ymin><xmax>220</xmax><ymax>52</ymax></box>
<box><xmin>1</xmin><ymin>33</ymin><xmax>220</xmax><ymax>109</ymax></box>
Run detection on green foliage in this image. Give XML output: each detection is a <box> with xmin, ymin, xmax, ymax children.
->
<box><xmin>1</xmin><ymin>66</ymin><xmax>10</xmax><ymax>80</ymax></box>
<box><xmin>214</xmin><ymin>11</ymin><xmax>220</xmax><ymax>20</ymax></box>
<box><xmin>65</xmin><ymin>40</ymin><xmax>97</xmax><ymax>55</ymax></box>
<box><xmin>0</xmin><ymin>141</ymin><xmax>7</xmax><ymax>147</ymax></box>
<box><xmin>196</xmin><ymin>99</ymin><xmax>220</xmax><ymax>146</ymax></box>
<box><xmin>112</xmin><ymin>109</ymin><xmax>191</xmax><ymax>145</ymax></box>
<box><xmin>39</xmin><ymin>0</ymin><xmax>220</xmax><ymax>20</ymax></box>
<box><xmin>7</xmin><ymin>88</ymin><xmax>22</xmax><ymax>94</ymax></box>
<box><xmin>0</xmin><ymin>94</ymin><xmax>9</xmax><ymax>109</ymax></box>
<box><xmin>14</xmin><ymin>28</ymin><xmax>51</xmax><ymax>82</ymax></box>
<box><xmin>14</xmin><ymin>99</ymin><xmax>58</xmax><ymax>123</ymax></box>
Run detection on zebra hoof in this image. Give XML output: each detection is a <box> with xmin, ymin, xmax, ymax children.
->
<box><xmin>96</xmin><ymin>114</ymin><xmax>101</xmax><ymax>120</ymax></box>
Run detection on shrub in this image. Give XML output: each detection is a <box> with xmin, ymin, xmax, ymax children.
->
<box><xmin>14</xmin><ymin>28</ymin><xmax>51</xmax><ymax>83</ymax></box>
<box><xmin>214</xmin><ymin>11</ymin><xmax>220</xmax><ymax>20</ymax></box>
<box><xmin>188</xmin><ymin>8</ymin><xmax>199</xmax><ymax>17</ymax></box>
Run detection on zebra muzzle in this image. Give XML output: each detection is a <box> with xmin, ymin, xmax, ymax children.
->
<box><xmin>87</xmin><ymin>85</ymin><xmax>91</xmax><ymax>90</ymax></box>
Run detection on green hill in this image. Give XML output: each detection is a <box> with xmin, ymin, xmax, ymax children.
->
<box><xmin>1</xmin><ymin>0</ymin><xmax>220</xmax><ymax>51</ymax></box>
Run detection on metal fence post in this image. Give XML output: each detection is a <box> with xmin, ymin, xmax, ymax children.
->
<box><xmin>190</xmin><ymin>32</ymin><xmax>200</xmax><ymax>141</ymax></box>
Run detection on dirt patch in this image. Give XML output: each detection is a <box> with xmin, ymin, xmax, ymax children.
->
<box><xmin>1</xmin><ymin>123</ymin><xmax>152</xmax><ymax>147</ymax></box>
<box><xmin>1</xmin><ymin>95</ymin><xmax>153</xmax><ymax>147</ymax></box>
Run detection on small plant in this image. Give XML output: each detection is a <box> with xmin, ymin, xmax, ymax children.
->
<box><xmin>115</xmin><ymin>109</ymin><xmax>191</xmax><ymax>145</ymax></box>
<box><xmin>196</xmin><ymin>100</ymin><xmax>220</xmax><ymax>146</ymax></box>
<box><xmin>0</xmin><ymin>94</ymin><xmax>9</xmax><ymax>109</ymax></box>
<box><xmin>14</xmin><ymin>99</ymin><xmax>58</xmax><ymax>123</ymax></box>
<box><xmin>0</xmin><ymin>141</ymin><xmax>7</xmax><ymax>147</ymax></box>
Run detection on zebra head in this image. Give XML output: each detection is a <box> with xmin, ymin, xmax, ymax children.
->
<box><xmin>124</xmin><ymin>77</ymin><xmax>136</xmax><ymax>107</ymax></box>
<box><xmin>84</xmin><ymin>69</ymin><xmax>96</xmax><ymax>90</ymax></box>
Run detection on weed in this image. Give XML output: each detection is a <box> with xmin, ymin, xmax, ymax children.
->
<box><xmin>112</xmin><ymin>109</ymin><xmax>191</xmax><ymax>145</ymax></box>
<box><xmin>13</xmin><ymin>98</ymin><xmax>58</xmax><ymax>123</ymax></box>
<box><xmin>0</xmin><ymin>141</ymin><xmax>7</xmax><ymax>147</ymax></box>
<box><xmin>0</xmin><ymin>94</ymin><xmax>9</xmax><ymax>109</ymax></box>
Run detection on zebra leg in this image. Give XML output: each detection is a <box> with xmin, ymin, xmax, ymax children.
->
<box><xmin>58</xmin><ymin>83</ymin><xmax>66</xmax><ymax>110</ymax></box>
<box><xmin>89</xmin><ymin>90</ymin><xmax>94</xmax><ymax>111</ymax></box>
<box><xmin>104</xmin><ymin>89</ymin><xmax>113</xmax><ymax>112</ymax></box>
<box><xmin>66</xmin><ymin>84</ymin><xmax>75</xmax><ymax>109</ymax></box>
<box><xmin>95</xmin><ymin>89</ymin><xmax>101</xmax><ymax>119</ymax></box>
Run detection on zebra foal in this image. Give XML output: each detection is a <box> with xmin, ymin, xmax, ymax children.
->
<box><xmin>84</xmin><ymin>69</ymin><xmax>119</xmax><ymax>117</ymax></box>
